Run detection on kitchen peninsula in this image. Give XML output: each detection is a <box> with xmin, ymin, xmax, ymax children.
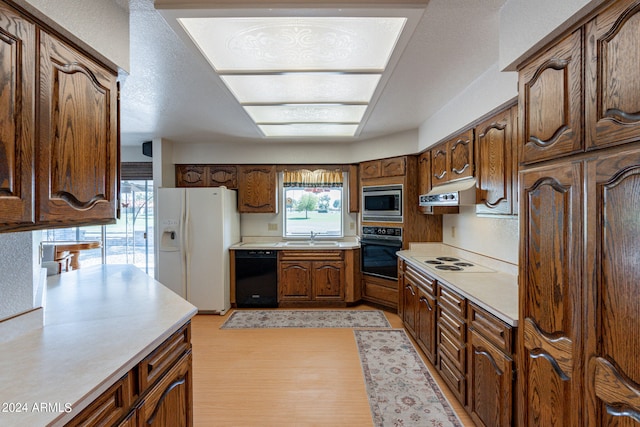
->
<box><xmin>0</xmin><ymin>265</ymin><xmax>197</xmax><ymax>427</ymax></box>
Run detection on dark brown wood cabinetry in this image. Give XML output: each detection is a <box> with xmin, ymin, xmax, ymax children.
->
<box><xmin>278</xmin><ymin>250</ymin><xmax>345</xmax><ymax>305</ymax></box>
<box><xmin>176</xmin><ymin>164</ymin><xmax>237</xmax><ymax>188</ymax></box>
<box><xmin>237</xmin><ymin>165</ymin><xmax>277</xmax><ymax>213</ymax></box>
<box><xmin>0</xmin><ymin>2</ymin><xmax>35</xmax><ymax>228</ymax></box>
<box><xmin>68</xmin><ymin>323</ymin><xmax>193</xmax><ymax>427</ymax></box>
<box><xmin>467</xmin><ymin>304</ymin><xmax>515</xmax><ymax>427</ymax></box>
<box><xmin>359</xmin><ymin>157</ymin><xmax>406</xmax><ymax>180</ymax></box>
<box><xmin>0</xmin><ymin>1</ymin><xmax>119</xmax><ymax>232</ymax></box>
<box><xmin>437</xmin><ymin>285</ymin><xmax>467</xmax><ymax>405</ymax></box>
<box><xmin>475</xmin><ymin>105</ymin><xmax>518</xmax><ymax>215</ymax></box>
<box><xmin>431</xmin><ymin>129</ymin><xmax>475</xmax><ymax>186</ymax></box>
<box><xmin>517</xmin><ymin>1</ymin><xmax>640</xmax><ymax>425</ymax></box>
<box><xmin>518</xmin><ymin>29</ymin><xmax>583</xmax><ymax>165</ymax></box>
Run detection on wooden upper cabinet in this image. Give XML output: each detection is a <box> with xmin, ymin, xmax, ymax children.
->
<box><xmin>348</xmin><ymin>164</ymin><xmax>359</xmax><ymax>213</ymax></box>
<box><xmin>360</xmin><ymin>160</ymin><xmax>381</xmax><ymax>180</ymax></box>
<box><xmin>518</xmin><ymin>161</ymin><xmax>583</xmax><ymax>427</ymax></box>
<box><xmin>208</xmin><ymin>165</ymin><xmax>237</xmax><ymax>188</ymax></box>
<box><xmin>449</xmin><ymin>130</ymin><xmax>474</xmax><ymax>181</ymax></box>
<box><xmin>0</xmin><ymin>3</ymin><xmax>35</xmax><ymax>229</ymax></box>
<box><xmin>431</xmin><ymin>129</ymin><xmax>474</xmax><ymax>187</ymax></box>
<box><xmin>586</xmin><ymin>0</ymin><xmax>640</xmax><ymax>150</ymax></box>
<box><xmin>585</xmin><ymin>147</ymin><xmax>640</xmax><ymax>425</ymax></box>
<box><xmin>237</xmin><ymin>165</ymin><xmax>277</xmax><ymax>213</ymax></box>
<box><xmin>475</xmin><ymin>106</ymin><xmax>517</xmax><ymax>215</ymax></box>
<box><xmin>519</xmin><ymin>29</ymin><xmax>583</xmax><ymax>165</ymax></box>
<box><xmin>431</xmin><ymin>146</ymin><xmax>448</xmax><ymax>186</ymax></box>
<box><xmin>418</xmin><ymin>151</ymin><xmax>431</xmax><ymax>196</ymax></box>
<box><xmin>176</xmin><ymin>165</ymin><xmax>205</xmax><ymax>187</ymax></box>
<box><xmin>360</xmin><ymin>156</ymin><xmax>406</xmax><ymax>180</ymax></box>
<box><xmin>37</xmin><ymin>30</ymin><xmax>118</xmax><ymax>226</ymax></box>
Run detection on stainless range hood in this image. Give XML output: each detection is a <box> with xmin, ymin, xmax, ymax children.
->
<box><xmin>419</xmin><ymin>178</ymin><xmax>478</xmax><ymax>206</ymax></box>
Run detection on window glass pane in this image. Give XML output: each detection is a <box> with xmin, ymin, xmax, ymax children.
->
<box><xmin>284</xmin><ymin>187</ymin><xmax>343</xmax><ymax>237</ymax></box>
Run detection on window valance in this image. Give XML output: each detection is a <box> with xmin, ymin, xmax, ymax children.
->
<box><xmin>283</xmin><ymin>169</ymin><xmax>343</xmax><ymax>188</ymax></box>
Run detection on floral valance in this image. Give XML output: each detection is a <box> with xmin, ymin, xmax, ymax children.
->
<box><xmin>283</xmin><ymin>169</ymin><xmax>343</xmax><ymax>188</ymax></box>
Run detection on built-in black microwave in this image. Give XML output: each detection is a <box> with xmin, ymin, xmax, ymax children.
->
<box><xmin>362</xmin><ymin>184</ymin><xmax>402</xmax><ymax>222</ymax></box>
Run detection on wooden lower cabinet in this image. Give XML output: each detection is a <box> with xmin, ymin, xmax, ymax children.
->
<box><xmin>362</xmin><ymin>274</ymin><xmax>397</xmax><ymax>310</ymax></box>
<box><xmin>278</xmin><ymin>250</ymin><xmax>345</xmax><ymax>306</ymax></box>
<box><xmin>138</xmin><ymin>352</ymin><xmax>192</xmax><ymax>427</ymax></box>
<box><xmin>68</xmin><ymin>323</ymin><xmax>193</xmax><ymax>427</ymax></box>
<box><xmin>467</xmin><ymin>303</ymin><xmax>515</xmax><ymax>427</ymax></box>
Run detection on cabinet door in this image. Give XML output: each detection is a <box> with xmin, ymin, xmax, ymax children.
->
<box><xmin>586</xmin><ymin>0</ymin><xmax>640</xmax><ymax>150</ymax></box>
<box><xmin>402</xmin><ymin>280</ymin><xmax>418</xmax><ymax>337</ymax></box>
<box><xmin>139</xmin><ymin>352</ymin><xmax>192</xmax><ymax>427</ymax></box>
<box><xmin>431</xmin><ymin>146</ymin><xmax>448</xmax><ymax>186</ymax></box>
<box><xmin>417</xmin><ymin>287</ymin><xmax>436</xmax><ymax>364</ymax></box>
<box><xmin>519</xmin><ymin>29</ymin><xmax>583</xmax><ymax>164</ymax></box>
<box><xmin>380</xmin><ymin>157</ymin><xmax>405</xmax><ymax>177</ymax></box>
<box><xmin>449</xmin><ymin>130</ymin><xmax>474</xmax><ymax>181</ymax></box>
<box><xmin>518</xmin><ymin>162</ymin><xmax>583</xmax><ymax>427</ymax></box>
<box><xmin>38</xmin><ymin>31</ymin><xmax>118</xmax><ymax>225</ymax></box>
<box><xmin>418</xmin><ymin>151</ymin><xmax>431</xmax><ymax>196</ymax></box>
<box><xmin>0</xmin><ymin>3</ymin><xmax>35</xmax><ymax>228</ymax></box>
<box><xmin>279</xmin><ymin>261</ymin><xmax>312</xmax><ymax>301</ymax></box>
<box><xmin>237</xmin><ymin>165</ymin><xmax>277</xmax><ymax>213</ymax></box>
<box><xmin>468</xmin><ymin>330</ymin><xmax>513</xmax><ymax>427</ymax></box>
<box><xmin>476</xmin><ymin>107</ymin><xmax>515</xmax><ymax>215</ymax></box>
<box><xmin>360</xmin><ymin>160</ymin><xmax>381</xmax><ymax>179</ymax></box>
<box><xmin>207</xmin><ymin>165</ymin><xmax>236</xmax><ymax>188</ymax></box>
<box><xmin>585</xmin><ymin>147</ymin><xmax>640</xmax><ymax>425</ymax></box>
<box><xmin>348</xmin><ymin>164</ymin><xmax>359</xmax><ymax>213</ymax></box>
<box><xmin>176</xmin><ymin>165</ymin><xmax>205</xmax><ymax>187</ymax></box>
<box><xmin>312</xmin><ymin>261</ymin><xmax>344</xmax><ymax>300</ymax></box>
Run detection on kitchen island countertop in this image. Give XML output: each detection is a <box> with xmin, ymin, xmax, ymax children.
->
<box><xmin>398</xmin><ymin>243</ymin><xmax>518</xmax><ymax>326</ymax></box>
<box><xmin>0</xmin><ymin>264</ymin><xmax>197</xmax><ymax>427</ymax></box>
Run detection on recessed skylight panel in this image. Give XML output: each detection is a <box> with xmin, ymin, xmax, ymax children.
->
<box><xmin>178</xmin><ymin>17</ymin><xmax>406</xmax><ymax>72</ymax></box>
<box><xmin>220</xmin><ymin>73</ymin><xmax>381</xmax><ymax>104</ymax></box>
<box><xmin>244</xmin><ymin>104</ymin><xmax>367</xmax><ymax>124</ymax></box>
<box><xmin>259</xmin><ymin>123</ymin><xmax>359</xmax><ymax>137</ymax></box>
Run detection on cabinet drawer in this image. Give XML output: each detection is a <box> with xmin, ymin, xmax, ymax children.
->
<box><xmin>362</xmin><ymin>277</ymin><xmax>397</xmax><ymax>308</ymax></box>
<box><xmin>279</xmin><ymin>250</ymin><xmax>344</xmax><ymax>261</ymax></box>
<box><xmin>438</xmin><ymin>353</ymin><xmax>466</xmax><ymax>405</ymax></box>
<box><xmin>438</xmin><ymin>285</ymin><xmax>466</xmax><ymax>318</ymax></box>
<box><xmin>438</xmin><ymin>307</ymin><xmax>466</xmax><ymax>342</ymax></box>
<box><xmin>405</xmin><ymin>264</ymin><xmax>436</xmax><ymax>295</ymax></box>
<box><xmin>468</xmin><ymin>303</ymin><xmax>513</xmax><ymax>354</ymax></box>
<box><xmin>438</xmin><ymin>324</ymin><xmax>466</xmax><ymax>372</ymax></box>
<box><xmin>139</xmin><ymin>323</ymin><xmax>191</xmax><ymax>393</ymax></box>
<box><xmin>67</xmin><ymin>373</ymin><xmax>133</xmax><ymax>427</ymax></box>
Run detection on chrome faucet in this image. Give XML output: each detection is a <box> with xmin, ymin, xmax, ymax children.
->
<box><xmin>310</xmin><ymin>231</ymin><xmax>317</xmax><ymax>242</ymax></box>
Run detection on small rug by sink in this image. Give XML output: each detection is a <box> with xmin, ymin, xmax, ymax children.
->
<box><xmin>220</xmin><ymin>309</ymin><xmax>391</xmax><ymax>329</ymax></box>
<box><xmin>355</xmin><ymin>329</ymin><xmax>463</xmax><ymax>427</ymax></box>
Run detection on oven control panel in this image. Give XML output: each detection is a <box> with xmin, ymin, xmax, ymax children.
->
<box><xmin>362</xmin><ymin>226</ymin><xmax>402</xmax><ymax>240</ymax></box>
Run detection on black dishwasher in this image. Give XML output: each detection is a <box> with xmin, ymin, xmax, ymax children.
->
<box><xmin>234</xmin><ymin>250</ymin><xmax>278</xmax><ymax>308</ymax></box>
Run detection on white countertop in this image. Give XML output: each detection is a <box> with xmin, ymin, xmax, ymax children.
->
<box><xmin>398</xmin><ymin>243</ymin><xmax>518</xmax><ymax>326</ymax></box>
<box><xmin>0</xmin><ymin>265</ymin><xmax>197</xmax><ymax>427</ymax></box>
<box><xmin>230</xmin><ymin>239</ymin><xmax>360</xmax><ymax>250</ymax></box>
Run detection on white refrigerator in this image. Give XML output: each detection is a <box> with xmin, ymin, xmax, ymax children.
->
<box><xmin>156</xmin><ymin>187</ymin><xmax>240</xmax><ymax>314</ymax></box>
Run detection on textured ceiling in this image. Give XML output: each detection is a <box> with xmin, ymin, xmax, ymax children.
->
<box><xmin>120</xmin><ymin>0</ymin><xmax>506</xmax><ymax>146</ymax></box>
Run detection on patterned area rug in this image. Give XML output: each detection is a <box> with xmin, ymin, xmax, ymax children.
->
<box><xmin>220</xmin><ymin>309</ymin><xmax>391</xmax><ymax>329</ymax></box>
<box><xmin>355</xmin><ymin>329</ymin><xmax>463</xmax><ymax>427</ymax></box>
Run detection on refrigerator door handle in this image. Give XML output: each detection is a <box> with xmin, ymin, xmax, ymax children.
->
<box><xmin>182</xmin><ymin>190</ymin><xmax>190</xmax><ymax>300</ymax></box>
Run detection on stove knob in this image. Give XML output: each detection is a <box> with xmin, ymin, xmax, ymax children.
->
<box><xmin>379</xmin><ymin>228</ymin><xmax>386</xmax><ymax>234</ymax></box>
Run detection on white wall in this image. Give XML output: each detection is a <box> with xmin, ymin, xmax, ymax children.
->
<box><xmin>122</xmin><ymin>145</ymin><xmax>153</xmax><ymax>163</ymax></box>
<box><xmin>169</xmin><ymin>128</ymin><xmax>420</xmax><ymax>165</ymax></box>
<box><xmin>419</xmin><ymin>63</ymin><xmax>518</xmax><ymax>151</ymax></box>
<box><xmin>500</xmin><ymin>0</ymin><xmax>606</xmax><ymax>70</ymax></box>
<box><xmin>442</xmin><ymin>208</ymin><xmax>519</xmax><ymax>265</ymax></box>
<box><xmin>0</xmin><ymin>233</ymin><xmax>41</xmax><ymax>321</ymax></box>
<box><xmin>14</xmin><ymin>0</ymin><xmax>130</xmax><ymax>71</ymax></box>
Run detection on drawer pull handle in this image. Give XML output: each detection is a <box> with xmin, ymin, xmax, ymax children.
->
<box><xmin>405</xmin><ymin>284</ymin><xmax>416</xmax><ymax>296</ymax></box>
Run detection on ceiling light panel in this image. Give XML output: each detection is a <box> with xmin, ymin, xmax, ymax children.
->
<box><xmin>221</xmin><ymin>73</ymin><xmax>381</xmax><ymax>103</ymax></box>
<box><xmin>244</xmin><ymin>104</ymin><xmax>367</xmax><ymax>123</ymax></box>
<box><xmin>178</xmin><ymin>17</ymin><xmax>406</xmax><ymax>72</ymax></box>
<box><xmin>259</xmin><ymin>123</ymin><xmax>359</xmax><ymax>137</ymax></box>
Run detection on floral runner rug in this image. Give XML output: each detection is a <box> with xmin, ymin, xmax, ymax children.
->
<box><xmin>220</xmin><ymin>309</ymin><xmax>391</xmax><ymax>329</ymax></box>
<box><xmin>355</xmin><ymin>329</ymin><xmax>464</xmax><ymax>427</ymax></box>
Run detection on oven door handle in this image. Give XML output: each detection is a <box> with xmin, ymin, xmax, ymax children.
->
<box><xmin>360</xmin><ymin>239</ymin><xmax>403</xmax><ymax>248</ymax></box>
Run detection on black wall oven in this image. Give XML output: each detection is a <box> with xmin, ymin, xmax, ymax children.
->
<box><xmin>360</xmin><ymin>226</ymin><xmax>402</xmax><ymax>280</ymax></box>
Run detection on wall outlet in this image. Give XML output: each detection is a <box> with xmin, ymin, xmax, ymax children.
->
<box><xmin>451</xmin><ymin>226</ymin><xmax>456</xmax><ymax>238</ymax></box>
<box><xmin>268</xmin><ymin>223</ymin><xmax>278</xmax><ymax>231</ymax></box>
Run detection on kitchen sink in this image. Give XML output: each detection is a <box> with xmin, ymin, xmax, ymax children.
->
<box><xmin>284</xmin><ymin>241</ymin><xmax>340</xmax><ymax>247</ymax></box>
